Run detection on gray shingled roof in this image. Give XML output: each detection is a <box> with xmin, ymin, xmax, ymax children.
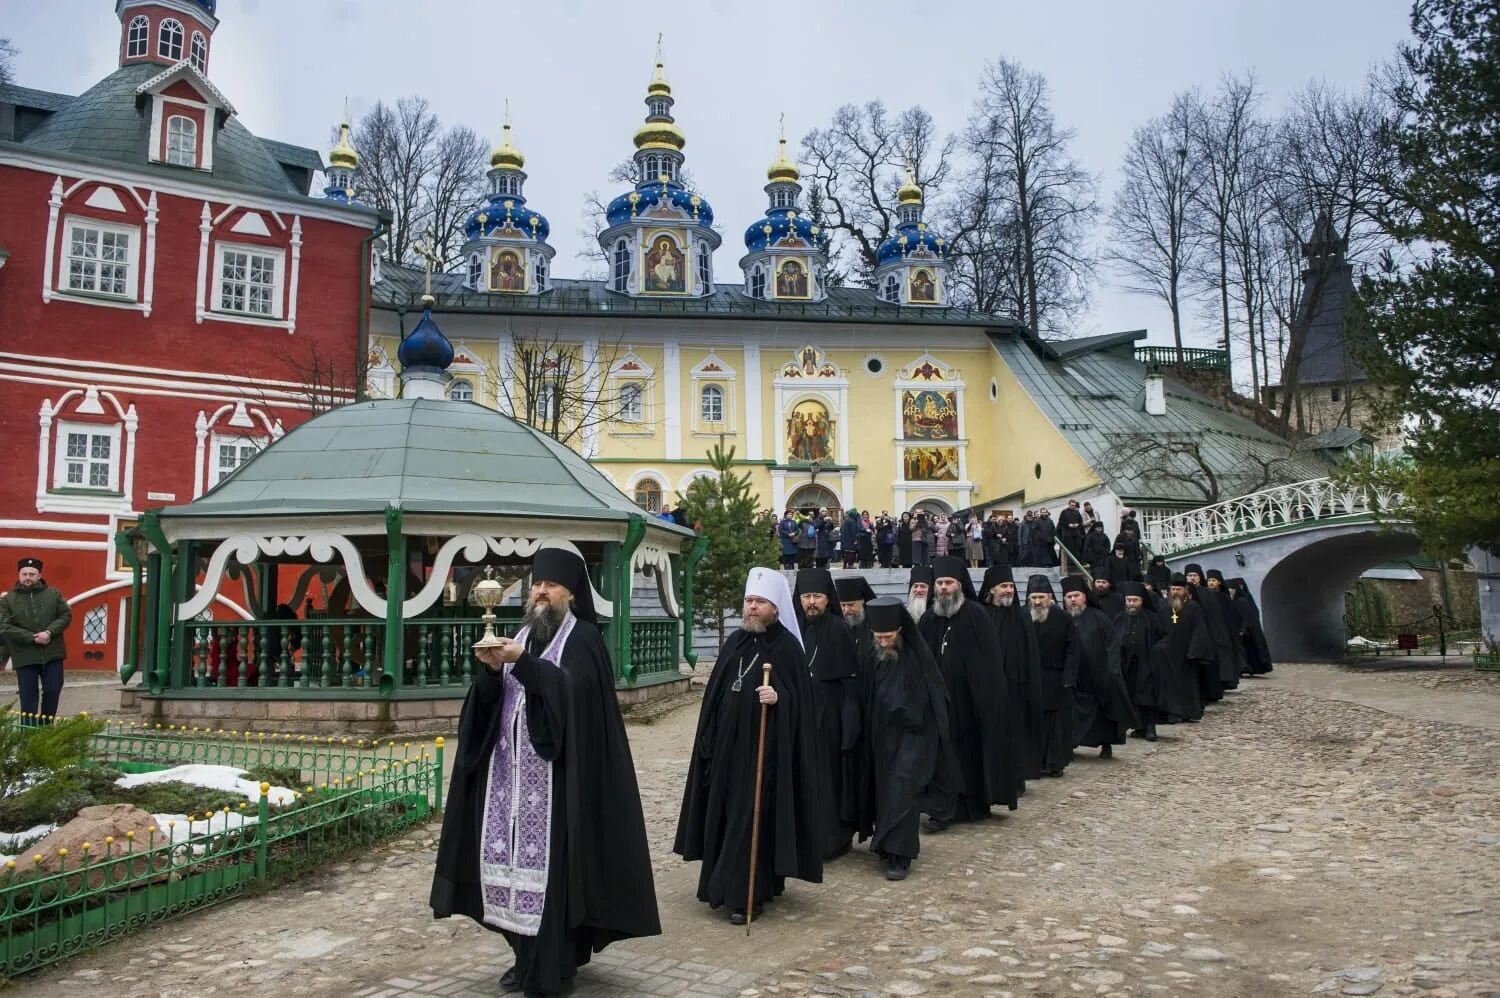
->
<box><xmin>160</xmin><ymin>398</ymin><xmax>693</xmax><ymax>532</ymax></box>
<box><xmin>993</xmin><ymin>332</ymin><xmax>1332</xmax><ymax>504</ymax></box>
<box><xmin>373</xmin><ymin>263</ymin><xmax>1021</xmax><ymax>328</ymax></box>
<box><xmin>0</xmin><ymin>83</ymin><xmax>74</xmax><ymax>113</ymax></box>
<box><xmin>1288</xmin><ymin>260</ymin><xmax>1364</xmax><ymax>386</ymax></box>
<box><xmin>260</xmin><ymin>138</ymin><xmax>324</xmax><ymax>173</ymax></box>
<box><xmin>11</xmin><ymin>65</ymin><xmax>347</xmax><ymax>205</ymax></box>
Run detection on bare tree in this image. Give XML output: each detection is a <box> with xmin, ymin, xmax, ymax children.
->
<box><xmin>260</xmin><ymin>337</ymin><xmax>370</xmax><ymax>414</ymax></box>
<box><xmin>577</xmin><ymin>159</ymin><xmax>707</xmax><ymax>280</ymax></box>
<box><xmin>345</xmin><ymin>97</ymin><xmax>486</xmax><ymax>268</ymax></box>
<box><xmin>1097</xmin><ymin>431</ymin><xmax>1301</xmax><ymax>504</ymax></box>
<box><xmin>1106</xmin><ymin>93</ymin><xmax>1204</xmax><ymax>365</ymax></box>
<box><xmin>488</xmin><ymin>324</ymin><xmax>650</xmax><ymax>451</ymax></box>
<box><xmin>0</xmin><ymin>39</ymin><xmax>17</xmax><ymax>87</ymax></box>
<box><xmin>961</xmin><ymin>58</ymin><xmax>1098</xmax><ymax>336</ymax></box>
<box><xmin>800</xmin><ymin>101</ymin><xmax>959</xmax><ymax>285</ymax></box>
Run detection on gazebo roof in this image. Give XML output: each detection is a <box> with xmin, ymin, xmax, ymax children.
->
<box><xmin>161</xmin><ymin>399</ymin><xmax>690</xmax><ymax>530</ymax></box>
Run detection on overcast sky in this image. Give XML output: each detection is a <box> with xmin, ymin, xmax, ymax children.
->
<box><xmin>6</xmin><ymin>0</ymin><xmax>1413</xmax><ymax>347</ymax></box>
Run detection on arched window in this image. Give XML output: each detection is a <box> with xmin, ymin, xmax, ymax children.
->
<box><xmin>82</xmin><ymin>605</ymin><xmax>109</xmax><ymax>645</ymax></box>
<box><xmin>535</xmin><ymin>257</ymin><xmax>548</xmax><ymax>292</ymax></box>
<box><xmin>158</xmin><ymin>18</ymin><xmax>184</xmax><ymax>61</ymax></box>
<box><xmin>495</xmin><ymin>174</ymin><xmax>519</xmax><ymax>196</ymax></box>
<box><xmin>699</xmin><ymin>384</ymin><xmax>724</xmax><ymax>423</ymax></box>
<box><xmin>882</xmin><ymin>274</ymin><xmax>901</xmax><ymax>303</ymax></box>
<box><xmin>618</xmin><ymin>382</ymin><xmax>643</xmax><ymax>423</ymax></box>
<box><xmin>536</xmin><ymin>384</ymin><xmax>559</xmax><ymax>424</ymax></box>
<box><xmin>662</xmin><ymin>158</ymin><xmax>676</xmax><ymax>182</ymax></box>
<box><xmin>633</xmin><ymin>476</ymin><xmax>663</xmax><ymax>513</ymax></box>
<box><xmin>466</xmin><ymin>253</ymin><xmax>482</xmax><ymax>288</ymax></box>
<box><xmin>772</xmin><ymin>189</ymin><xmax>792</xmax><ymax>209</ymax></box>
<box><xmin>166</xmin><ymin>116</ymin><xmax>197</xmax><ymax>167</ymax></box>
<box><xmin>449</xmin><ymin>378</ymin><xmax>474</xmax><ymax>402</ymax></box>
<box><xmin>612</xmin><ymin>239</ymin><xmax>630</xmax><ymax>292</ymax></box>
<box><xmin>749</xmin><ymin>265</ymin><xmax>766</xmax><ymax>300</ymax></box>
<box><xmin>697</xmin><ymin>242</ymin><xmax>711</xmax><ymax>295</ymax></box>
<box><xmin>126</xmin><ymin>15</ymin><xmax>149</xmax><ymax>57</ymax></box>
<box><xmin>648</xmin><ymin>98</ymin><xmax>669</xmax><ymax>118</ymax></box>
<box><xmin>189</xmin><ymin>31</ymin><xmax>207</xmax><ymax>72</ymax></box>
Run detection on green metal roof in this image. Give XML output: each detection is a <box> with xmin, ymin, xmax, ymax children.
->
<box><xmin>160</xmin><ymin>399</ymin><xmax>692</xmax><ymax>531</ymax></box>
<box><xmin>992</xmin><ymin>332</ymin><xmax>1334</xmax><ymax>504</ymax></box>
<box><xmin>373</xmin><ymin>264</ymin><xmax>1026</xmax><ymax>329</ymax></box>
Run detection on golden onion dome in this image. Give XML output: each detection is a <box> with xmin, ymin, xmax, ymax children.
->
<box><xmin>767</xmin><ymin>137</ymin><xmax>799</xmax><ymax>183</ymax></box>
<box><xmin>897</xmin><ymin>163</ymin><xmax>924</xmax><ymax>205</ymax></box>
<box><xmin>490</xmin><ymin>122</ymin><xmax>524</xmax><ymax>170</ymax></box>
<box><xmin>328</xmin><ymin>121</ymin><xmax>358</xmax><ymax>171</ymax></box>
<box><xmin>633</xmin><ymin>119</ymin><xmax>686</xmax><ymax>152</ymax></box>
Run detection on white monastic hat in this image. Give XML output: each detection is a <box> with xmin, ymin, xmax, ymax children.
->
<box><xmin>744</xmin><ymin>566</ymin><xmax>803</xmax><ymax>649</ymax></box>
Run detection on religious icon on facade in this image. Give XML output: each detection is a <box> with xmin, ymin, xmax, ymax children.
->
<box><xmin>643</xmin><ymin>235</ymin><xmax>686</xmax><ymax>293</ymax></box>
<box><xmin>489</xmin><ymin>248</ymin><xmax>527</xmax><ymax>293</ymax></box>
<box><xmin>776</xmin><ymin>259</ymin><xmax>810</xmax><ymax>299</ymax></box>
<box><xmin>902</xmin><ymin>389</ymin><xmax>959</xmax><ymax>440</ymax></box>
<box><xmin>903</xmin><ymin>446</ymin><xmax>959</xmax><ymax>481</ymax></box>
<box><xmin>909</xmin><ymin>269</ymin><xmax>936</xmax><ymax>303</ymax></box>
<box><xmin>786</xmin><ymin>399</ymin><xmax>833</xmax><ymax>463</ymax></box>
<box><xmin>798</xmin><ymin>345</ymin><xmax>820</xmax><ymax>376</ymax></box>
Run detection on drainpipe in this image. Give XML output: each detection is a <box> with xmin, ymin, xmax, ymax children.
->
<box><xmin>140</xmin><ymin>512</ymin><xmax>173</xmax><ymax>694</ymax></box>
<box><xmin>681</xmin><ymin>533</ymin><xmax>709</xmax><ymax>668</ymax></box>
<box><xmin>616</xmin><ymin>516</ymin><xmax>647</xmax><ymax>684</ymax></box>
<box><xmin>357</xmin><ymin>210</ymin><xmax>393</xmax><ymax>402</ymax></box>
<box><xmin>381</xmin><ymin>505</ymin><xmax>405</xmax><ymax>697</ymax></box>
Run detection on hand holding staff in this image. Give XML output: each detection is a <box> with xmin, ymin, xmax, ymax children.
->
<box><xmin>746</xmin><ymin>661</ymin><xmax>774</xmax><ymax>934</ymax></box>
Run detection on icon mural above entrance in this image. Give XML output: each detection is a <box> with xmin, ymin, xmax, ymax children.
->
<box><xmin>787</xmin><ymin>400</ymin><xmax>833</xmax><ymax>463</ymax></box>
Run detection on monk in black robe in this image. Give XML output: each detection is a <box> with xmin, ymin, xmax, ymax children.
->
<box><xmin>856</xmin><ymin>598</ymin><xmax>960</xmax><ymax>881</ymax></box>
<box><xmin>1205</xmin><ymin>569</ymin><xmax>1247</xmax><ymax>686</ymax></box>
<box><xmin>906</xmin><ymin>565</ymin><xmax>934</xmax><ymax>626</ymax></box>
<box><xmin>1113</xmin><ymin>582</ymin><xmax>1164</xmax><ymax>740</ymax></box>
<box><xmin>1227</xmin><ymin>577</ymin><xmax>1273</xmax><ymax>676</ymax></box>
<box><xmin>431</xmin><ymin>548</ymin><xmax>659</xmax><ymax>998</ymax></box>
<box><xmin>1061</xmin><ymin>575</ymin><xmax>1138</xmax><ymax>757</ymax></box>
<box><xmin>1092</xmin><ymin>576</ymin><xmax>1125</xmax><ymax>619</ymax></box>
<box><xmin>836</xmin><ymin>575</ymin><xmax>878</xmax><ymax>664</ymax></box>
<box><xmin>675</xmin><ymin>568</ymin><xmax>823</xmax><ymax>924</ymax></box>
<box><xmin>1182</xmin><ymin>564</ymin><xmax>1231</xmax><ymax>703</ymax></box>
<box><xmin>982</xmin><ymin>564</ymin><xmax>1043</xmax><ymax>786</ymax></box>
<box><xmin>918</xmin><ymin>556</ymin><xmax>1018</xmax><ymax>824</ymax></box>
<box><xmin>1155</xmin><ymin>573</ymin><xmax>1212</xmax><ymax>723</ymax></box>
<box><xmin>792</xmin><ymin>567</ymin><xmax>863</xmax><ymax>860</ymax></box>
<box><xmin>1026</xmin><ymin>574</ymin><xmax>1078</xmax><ymax>777</ymax></box>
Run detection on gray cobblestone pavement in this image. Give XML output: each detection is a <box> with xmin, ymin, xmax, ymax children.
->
<box><xmin>17</xmin><ymin>662</ymin><xmax>1500</xmax><ymax>997</ymax></box>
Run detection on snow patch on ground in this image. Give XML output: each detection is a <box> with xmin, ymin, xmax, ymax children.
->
<box><xmin>150</xmin><ymin>808</ymin><xmax>260</xmax><ymax>847</ymax></box>
<box><xmin>0</xmin><ymin>823</ymin><xmax>59</xmax><ymax>863</ymax></box>
<box><xmin>114</xmin><ymin>764</ymin><xmax>299</xmax><ymax>806</ymax></box>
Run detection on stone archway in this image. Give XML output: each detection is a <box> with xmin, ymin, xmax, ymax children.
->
<box><xmin>787</xmin><ymin>484</ymin><xmax>841</xmax><ymax>515</ymax></box>
<box><xmin>911</xmin><ymin>497</ymin><xmax>953</xmax><ymax>516</ymax></box>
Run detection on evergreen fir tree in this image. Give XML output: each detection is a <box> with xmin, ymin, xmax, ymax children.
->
<box><xmin>678</xmin><ymin>443</ymin><xmax>779</xmax><ymax>646</ymax></box>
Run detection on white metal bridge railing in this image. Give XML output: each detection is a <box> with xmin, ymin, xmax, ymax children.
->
<box><xmin>1143</xmin><ymin>477</ymin><xmax>1406</xmax><ymax>558</ymax></box>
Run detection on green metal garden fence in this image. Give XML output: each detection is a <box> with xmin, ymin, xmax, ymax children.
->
<box><xmin>0</xmin><ymin>721</ymin><xmax>443</xmax><ymax>978</ymax></box>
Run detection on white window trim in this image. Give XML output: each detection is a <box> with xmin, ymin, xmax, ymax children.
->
<box><xmin>448</xmin><ymin>377</ymin><xmax>475</xmax><ymax>402</ymax></box>
<box><xmin>126</xmin><ymin>15</ymin><xmax>149</xmax><ymax>57</ymax></box>
<box><xmin>688</xmin><ymin>353</ymin><xmax>738</xmax><ymax>435</ymax></box>
<box><xmin>612</xmin><ymin>238</ymin><xmax>631</xmax><ymax>292</ymax></box>
<box><xmin>51</xmin><ymin>419</ymin><xmax>123</xmax><ymax>493</ymax></box>
<box><xmin>698</xmin><ymin>383</ymin><xmax>725</xmax><ymax>425</ymax></box>
<box><xmin>59</xmin><ymin>216</ymin><xmax>141</xmax><ymax>302</ymax></box>
<box><xmin>209</xmin><ymin>432</ymin><xmax>268</xmax><ymax>488</ymax></box>
<box><xmin>199</xmin><ymin>219</ymin><xmax>301</xmax><ymax>333</ymax></box>
<box><xmin>148</xmin><ymin>97</ymin><xmax>215</xmax><ymax>171</ymax></box>
<box><xmin>189</xmin><ymin>31</ymin><xmax>207</xmax><ymax>73</ymax></box>
<box><xmin>617</xmin><ymin>380</ymin><xmax>646</xmax><ymax>424</ymax></box>
<box><xmin>157</xmin><ymin>18</ymin><xmax>184</xmax><ymax>61</ymax></box>
<box><xmin>466</xmin><ymin>252</ymin><xmax>482</xmax><ymax>289</ymax></box>
<box><xmin>212</xmin><ymin>241</ymin><xmax>285</xmax><ymax>319</ymax></box>
<box><xmin>166</xmin><ymin>115</ymin><xmax>198</xmax><ymax>168</ymax></box>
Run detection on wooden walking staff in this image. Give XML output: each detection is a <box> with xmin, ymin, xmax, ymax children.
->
<box><xmin>745</xmin><ymin>661</ymin><xmax>774</xmax><ymax>935</ymax></box>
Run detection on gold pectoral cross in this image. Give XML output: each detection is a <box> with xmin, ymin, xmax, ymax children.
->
<box><xmin>1171</xmin><ymin>610</ymin><xmax>1179</xmax><ymax>624</ymax></box>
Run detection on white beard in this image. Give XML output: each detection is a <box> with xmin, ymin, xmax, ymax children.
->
<box><xmin>997</xmin><ymin>595</ymin><xmax>1014</xmax><ymax>608</ymax></box>
<box><xmin>1066</xmin><ymin>604</ymin><xmax>1085</xmax><ymax>618</ymax></box>
<box><xmin>742</xmin><ymin>617</ymin><xmax>768</xmax><ymax>634</ymax></box>
<box><xmin>906</xmin><ymin>597</ymin><xmax>927</xmax><ymax>622</ymax></box>
<box><xmin>933</xmin><ymin>592</ymin><xmax>965</xmax><ymax>618</ymax></box>
<box><xmin>1030</xmin><ymin>605</ymin><xmax>1049</xmax><ymax>624</ymax></box>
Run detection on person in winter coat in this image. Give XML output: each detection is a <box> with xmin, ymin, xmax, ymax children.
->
<box><xmin>815</xmin><ymin>510</ymin><xmax>838</xmax><ymax>568</ymax></box>
<box><xmin>875</xmin><ymin>513</ymin><xmax>897</xmax><ymax>568</ymax></box>
<box><xmin>840</xmin><ymin>510</ymin><xmax>865</xmax><ymax>569</ymax></box>
<box><xmin>0</xmin><ymin>557</ymin><xmax>71</xmax><ymax>721</ymax></box>
<box><xmin>896</xmin><ymin>513</ymin><xmax>914</xmax><ymax>568</ymax></box>
<box><xmin>856</xmin><ymin>512</ymin><xmax>876</xmax><ymax>569</ymax></box>
<box><xmin>778</xmin><ymin>510</ymin><xmax>800</xmax><ymax>569</ymax></box>
<box><xmin>796</xmin><ymin>512</ymin><xmax>817</xmax><ymax>569</ymax></box>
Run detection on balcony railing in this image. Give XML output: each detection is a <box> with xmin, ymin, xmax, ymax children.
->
<box><xmin>1134</xmin><ymin>346</ymin><xmax>1230</xmax><ymax>371</ymax></box>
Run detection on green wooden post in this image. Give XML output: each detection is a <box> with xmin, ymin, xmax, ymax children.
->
<box><xmin>141</xmin><ymin>512</ymin><xmax>173</xmax><ymax>694</ymax></box>
<box><xmin>172</xmin><ymin>541</ymin><xmax>196</xmax><ymax>690</ymax></box>
<box><xmin>114</xmin><ymin>531</ymin><xmax>143</xmax><ymax>684</ymax></box>
<box><xmin>615</xmin><ymin>516</ymin><xmax>646</xmax><ymax>685</ymax></box>
<box><xmin>681</xmin><ymin>533</ymin><xmax>709</xmax><ymax>668</ymax></box>
<box><xmin>600</xmin><ymin>542</ymin><xmax>621</xmax><ymax>683</ymax></box>
<box><xmin>381</xmin><ymin>506</ymin><xmax>405</xmax><ymax>697</ymax></box>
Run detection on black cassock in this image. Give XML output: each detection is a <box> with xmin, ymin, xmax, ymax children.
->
<box><xmin>857</xmin><ymin>637</ymin><xmax>960</xmax><ymax>861</ymax></box>
<box><xmin>1154</xmin><ymin>599</ymin><xmax>1212</xmax><ymax>722</ymax></box>
<box><xmin>1194</xmin><ymin>584</ymin><xmax>1243</xmax><ymax>695</ymax></box>
<box><xmin>1232</xmin><ymin>592</ymin><xmax>1274</xmax><ymax>675</ymax></box>
<box><xmin>802</xmin><ymin>613</ymin><xmax>863</xmax><ymax>859</ymax></box>
<box><xmin>985</xmin><ymin>600</ymin><xmax>1044</xmax><ymax>785</ymax></box>
<box><xmin>919</xmin><ymin>602</ymin><xmax>1019</xmax><ymax>818</ymax></box>
<box><xmin>1030</xmin><ymin>607</ymin><xmax>1079</xmax><ymax>775</ymax></box>
<box><xmin>674</xmin><ymin>622</ymin><xmax>823</xmax><ymax>911</ymax></box>
<box><xmin>1070</xmin><ymin>607</ymin><xmax>1139</xmax><ymax>748</ymax></box>
<box><xmin>430</xmin><ymin>622</ymin><xmax>660</xmax><ymax>996</ymax></box>
<box><xmin>1112</xmin><ymin>608</ymin><xmax>1165</xmax><ymax>722</ymax></box>
<box><xmin>1094</xmin><ymin>590</ymin><xmax>1126</xmax><ymax>620</ymax></box>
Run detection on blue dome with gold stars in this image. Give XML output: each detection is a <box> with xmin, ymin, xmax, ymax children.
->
<box><xmin>462</xmin><ymin>194</ymin><xmax>550</xmax><ymax>244</ymax></box>
<box><xmin>606</xmin><ymin>180</ymin><xmax>714</xmax><ymax>229</ymax></box>
<box><xmin>743</xmin><ymin>207</ymin><xmax>829</xmax><ymax>254</ymax></box>
<box><xmin>397</xmin><ymin>307</ymin><xmax>454</xmax><ymax>370</ymax></box>
<box><xmin>192</xmin><ymin>0</ymin><xmax>216</xmax><ymax>12</ymax></box>
<box><xmin>876</xmin><ymin>221</ymin><xmax>949</xmax><ymax>266</ymax></box>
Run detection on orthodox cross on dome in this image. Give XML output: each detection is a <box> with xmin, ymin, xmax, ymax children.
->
<box><xmin>413</xmin><ymin>229</ymin><xmax>441</xmax><ymax>303</ymax></box>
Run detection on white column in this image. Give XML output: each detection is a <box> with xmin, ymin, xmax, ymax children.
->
<box><xmin>193</xmin><ymin>411</ymin><xmax>209</xmax><ymax>498</ymax></box>
<box><xmin>582</xmin><ymin>335</ymin><xmax>601</xmax><ymax>458</ymax></box>
<box><xmin>195</xmin><ymin>202</ymin><xmax>211</xmax><ymax>323</ymax></box>
<box><xmin>744</xmin><ymin>343</ymin><xmax>763</xmax><ymax>460</ymax></box>
<box><xmin>840</xmin><ymin>470</ymin><xmax>856</xmax><ymax>511</ymax></box>
<box><xmin>663</xmin><ymin>341</ymin><xmax>681</xmax><ymax>460</ymax></box>
<box><xmin>142</xmin><ymin>191</ymin><xmax>158</xmax><ymax>317</ymax></box>
<box><xmin>771</xmin><ymin>469</ymin><xmax>786</xmax><ymax>513</ymax></box>
<box><xmin>836</xmin><ymin>386</ymin><xmax>849</xmax><ymax>463</ymax></box>
<box><xmin>42</xmin><ymin>178</ymin><xmax>62</xmax><ymax>303</ymax></box>
<box><xmin>122</xmin><ymin>405</ymin><xmax>139</xmax><ymax>506</ymax></box>
<box><xmin>286</xmin><ymin>216</ymin><xmax>303</xmax><ymax>335</ymax></box>
<box><xmin>35</xmin><ymin>400</ymin><xmax>54</xmax><ymax>503</ymax></box>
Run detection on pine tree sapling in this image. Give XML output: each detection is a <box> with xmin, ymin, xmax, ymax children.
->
<box><xmin>677</xmin><ymin>444</ymin><xmax>779</xmax><ymax>646</ymax></box>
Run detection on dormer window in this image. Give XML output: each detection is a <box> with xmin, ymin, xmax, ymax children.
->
<box><xmin>190</xmin><ymin>32</ymin><xmax>207</xmax><ymax>73</ymax></box>
<box><xmin>126</xmin><ymin>16</ymin><xmax>149</xmax><ymax>58</ymax></box>
<box><xmin>166</xmin><ymin>116</ymin><xmax>197</xmax><ymax>167</ymax></box>
<box><xmin>158</xmin><ymin>19</ymin><xmax>184</xmax><ymax>61</ymax></box>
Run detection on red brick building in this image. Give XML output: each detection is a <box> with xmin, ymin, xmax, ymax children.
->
<box><xmin>0</xmin><ymin>0</ymin><xmax>380</xmax><ymax>672</ymax></box>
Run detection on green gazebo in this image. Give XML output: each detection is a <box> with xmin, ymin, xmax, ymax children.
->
<box><xmin>116</xmin><ymin>398</ymin><xmax>705</xmax><ymax>733</ymax></box>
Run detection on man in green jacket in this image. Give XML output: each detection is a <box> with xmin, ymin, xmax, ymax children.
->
<box><xmin>0</xmin><ymin>557</ymin><xmax>71</xmax><ymax>720</ymax></box>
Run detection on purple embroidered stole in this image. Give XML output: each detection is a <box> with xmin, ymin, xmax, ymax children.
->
<box><xmin>479</xmin><ymin>612</ymin><xmax>574</xmax><ymax>934</ymax></box>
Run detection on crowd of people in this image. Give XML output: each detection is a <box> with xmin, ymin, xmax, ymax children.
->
<box><xmin>773</xmin><ymin>500</ymin><xmax>1145</xmax><ymax>575</ymax></box>
<box><xmin>430</xmin><ymin>546</ymin><xmax>1274</xmax><ymax>997</ymax></box>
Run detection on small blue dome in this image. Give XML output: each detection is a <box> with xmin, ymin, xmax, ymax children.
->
<box><xmin>606</xmin><ymin>181</ymin><xmax>714</xmax><ymax>228</ymax></box>
<box><xmin>193</xmin><ymin>0</ymin><xmax>217</xmax><ymax>13</ymax></box>
<box><xmin>876</xmin><ymin>221</ymin><xmax>950</xmax><ymax>266</ymax></box>
<box><xmin>397</xmin><ymin>308</ymin><xmax>454</xmax><ymax>370</ymax></box>
<box><xmin>743</xmin><ymin>207</ymin><xmax>830</xmax><ymax>254</ymax></box>
<box><xmin>464</xmin><ymin>194</ymin><xmax>550</xmax><ymax>243</ymax></box>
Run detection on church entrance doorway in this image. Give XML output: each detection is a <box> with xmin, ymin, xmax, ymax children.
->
<box><xmin>787</xmin><ymin>484</ymin><xmax>841</xmax><ymax>516</ymax></box>
<box><xmin>910</xmin><ymin>498</ymin><xmax>952</xmax><ymax>516</ymax></box>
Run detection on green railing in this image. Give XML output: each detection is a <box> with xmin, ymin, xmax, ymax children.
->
<box><xmin>1134</xmin><ymin>346</ymin><xmax>1230</xmax><ymax>371</ymax></box>
<box><xmin>0</xmin><ymin>722</ymin><xmax>442</xmax><ymax>978</ymax></box>
<box><xmin>629</xmin><ymin>618</ymin><xmax>681</xmax><ymax>685</ymax></box>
